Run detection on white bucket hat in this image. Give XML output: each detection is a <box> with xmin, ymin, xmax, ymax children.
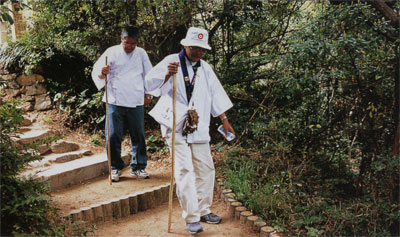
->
<box><xmin>180</xmin><ymin>27</ymin><xmax>211</xmax><ymax>50</ymax></box>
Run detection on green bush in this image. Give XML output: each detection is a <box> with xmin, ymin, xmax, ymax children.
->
<box><xmin>0</xmin><ymin>0</ymin><xmax>198</xmax><ymax>132</ymax></box>
<box><xmin>0</xmin><ymin>101</ymin><xmax>92</xmax><ymax>236</ymax></box>
<box><xmin>0</xmin><ymin>0</ymin><xmax>398</xmax><ymax>235</ymax></box>
<box><xmin>221</xmin><ymin>2</ymin><xmax>399</xmax><ymax>235</ymax></box>
<box><xmin>223</xmin><ymin>150</ymin><xmax>399</xmax><ymax>236</ymax></box>
<box><xmin>0</xmin><ymin>36</ymin><xmax>102</xmax><ymax>130</ymax></box>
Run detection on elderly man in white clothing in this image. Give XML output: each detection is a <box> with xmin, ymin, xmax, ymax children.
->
<box><xmin>92</xmin><ymin>25</ymin><xmax>153</xmax><ymax>182</ymax></box>
<box><xmin>145</xmin><ymin>27</ymin><xmax>235</xmax><ymax>235</ymax></box>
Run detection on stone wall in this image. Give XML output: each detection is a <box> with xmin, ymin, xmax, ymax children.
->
<box><xmin>0</xmin><ymin>71</ymin><xmax>52</xmax><ymax>111</ymax></box>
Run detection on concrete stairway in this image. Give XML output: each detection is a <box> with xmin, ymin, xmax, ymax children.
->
<box><xmin>17</xmin><ymin>113</ymin><xmax>130</xmax><ymax>192</ymax></box>
<box><xmin>16</xmin><ymin>111</ymin><xmax>173</xmax><ymax>224</ymax></box>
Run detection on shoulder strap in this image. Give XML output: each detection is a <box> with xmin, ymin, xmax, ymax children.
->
<box><xmin>178</xmin><ymin>49</ymin><xmax>200</xmax><ymax>103</ymax></box>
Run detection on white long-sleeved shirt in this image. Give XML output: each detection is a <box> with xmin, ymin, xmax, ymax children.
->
<box><xmin>145</xmin><ymin>53</ymin><xmax>233</xmax><ymax>143</ymax></box>
<box><xmin>91</xmin><ymin>44</ymin><xmax>152</xmax><ymax>108</ymax></box>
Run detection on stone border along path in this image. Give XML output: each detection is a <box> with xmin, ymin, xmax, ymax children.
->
<box><xmin>215</xmin><ymin>178</ymin><xmax>283</xmax><ymax>237</ymax></box>
<box><xmin>64</xmin><ymin>184</ymin><xmax>175</xmax><ymax>223</ymax></box>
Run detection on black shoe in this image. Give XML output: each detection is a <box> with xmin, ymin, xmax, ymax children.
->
<box><xmin>200</xmin><ymin>212</ymin><xmax>222</xmax><ymax>224</ymax></box>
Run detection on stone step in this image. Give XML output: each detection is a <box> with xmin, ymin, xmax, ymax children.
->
<box><xmin>20</xmin><ymin>112</ymin><xmax>39</xmax><ymax>126</ymax></box>
<box><xmin>50</xmin><ymin>140</ymin><xmax>80</xmax><ymax>153</ymax></box>
<box><xmin>49</xmin><ymin>161</ymin><xmax>172</xmax><ymax>223</ymax></box>
<box><xmin>82</xmin><ymin>179</ymin><xmax>260</xmax><ymax>237</ymax></box>
<box><xmin>20</xmin><ymin>117</ymin><xmax>33</xmax><ymax>126</ymax></box>
<box><xmin>51</xmin><ymin>163</ymin><xmax>171</xmax><ymax>216</ymax></box>
<box><xmin>17</xmin><ymin>127</ymin><xmax>32</xmax><ymax>133</ymax></box>
<box><xmin>64</xmin><ymin>184</ymin><xmax>173</xmax><ymax>224</ymax></box>
<box><xmin>27</xmin><ymin>149</ymin><xmax>93</xmax><ymax>168</ymax></box>
<box><xmin>15</xmin><ymin>129</ymin><xmax>60</xmax><ymax>145</ymax></box>
<box><xmin>33</xmin><ymin>140</ymin><xmax>82</xmax><ymax>156</ymax></box>
<box><xmin>22</xmin><ymin>152</ymin><xmax>131</xmax><ymax>191</ymax></box>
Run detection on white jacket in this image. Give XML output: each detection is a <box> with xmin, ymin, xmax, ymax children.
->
<box><xmin>91</xmin><ymin>44</ymin><xmax>152</xmax><ymax>108</ymax></box>
<box><xmin>145</xmin><ymin>53</ymin><xmax>233</xmax><ymax>143</ymax></box>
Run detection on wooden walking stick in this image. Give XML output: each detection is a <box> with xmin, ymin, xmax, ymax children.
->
<box><xmin>105</xmin><ymin>56</ymin><xmax>112</xmax><ymax>185</ymax></box>
<box><xmin>168</xmin><ymin>73</ymin><xmax>177</xmax><ymax>232</ymax></box>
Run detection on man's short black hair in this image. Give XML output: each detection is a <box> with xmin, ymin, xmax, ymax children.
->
<box><xmin>121</xmin><ymin>25</ymin><xmax>139</xmax><ymax>39</ymax></box>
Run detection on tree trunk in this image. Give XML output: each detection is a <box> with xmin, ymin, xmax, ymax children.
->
<box><xmin>370</xmin><ymin>0</ymin><xmax>400</xmax><ymax>28</ymax></box>
<box><xmin>11</xmin><ymin>1</ymin><xmax>24</xmax><ymax>41</ymax></box>
<box><xmin>395</xmin><ymin>48</ymin><xmax>399</xmax><ymax>158</ymax></box>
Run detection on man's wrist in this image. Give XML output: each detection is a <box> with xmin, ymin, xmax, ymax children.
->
<box><xmin>145</xmin><ymin>94</ymin><xmax>153</xmax><ymax>99</ymax></box>
<box><xmin>220</xmin><ymin>115</ymin><xmax>228</xmax><ymax>121</ymax></box>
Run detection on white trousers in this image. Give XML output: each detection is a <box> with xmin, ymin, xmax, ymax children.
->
<box><xmin>166</xmin><ymin>132</ymin><xmax>215</xmax><ymax>223</ymax></box>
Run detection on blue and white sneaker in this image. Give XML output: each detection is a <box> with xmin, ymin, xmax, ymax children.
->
<box><xmin>186</xmin><ymin>222</ymin><xmax>203</xmax><ymax>235</ymax></box>
<box><xmin>130</xmin><ymin>169</ymin><xmax>150</xmax><ymax>179</ymax></box>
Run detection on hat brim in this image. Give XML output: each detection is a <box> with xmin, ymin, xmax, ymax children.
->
<box><xmin>180</xmin><ymin>39</ymin><xmax>211</xmax><ymax>50</ymax></box>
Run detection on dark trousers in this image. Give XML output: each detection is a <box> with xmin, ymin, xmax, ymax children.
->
<box><xmin>105</xmin><ymin>104</ymin><xmax>147</xmax><ymax>171</ymax></box>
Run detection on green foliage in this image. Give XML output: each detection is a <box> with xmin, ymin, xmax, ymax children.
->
<box><xmin>0</xmin><ymin>1</ymin><xmax>30</xmax><ymax>25</ymax></box>
<box><xmin>90</xmin><ymin>133</ymin><xmax>102</xmax><ymax>146</ymax></box>
<box><xmin>37</xmin><ymin>135</ymin><xmax>63</xmax><ymax>147</ymax></box>
<box><xmin>0</xmin><ymin>101</ymin><xmax>92</xmax><ymax>235</ymax></box>
<box><xmin>224</xmin><ymin>150</ymin><xmax>399</xmax><ymax>236</ymax></box>
<box><xmin>0</xmin><ymin>0</ymin><xmax>398</xmax><ymax>235</ymax></box>
<box><xmin>221</xmin><ymin>1</ymin><xmax>399</xmax><ymax>236</ymax></box>
<box><xmin>0</xmin><ymin>3</ymin><xmax>13</xmax><ymax>24</ymax></box>
<box><xmin>0</xmin><ymin>34</ymin><xmax>99</xmax><ymax>130</ymax></box>
<box><xmin>0</xmin><ymin>0</ymin><xmax>200</xmax><ymax>131</ymax></box>
<box><xmin>54</xmin><ymin>89</ymin><xmax>105</xmax><ymax>130</ymax></box>
<box><xmin>0</xmin><ymin>101</ymin><xmax>32</xmax><ymax>176</ymax></box>
<box><xmin>146</xmin><ymin>134</ymin><xmax>169</xmax><ymax>154</ymax></box>
<box><xmin>27</xmin><ymin>0</ymin><xmax>199</xmax><ymax>63</ymax></box>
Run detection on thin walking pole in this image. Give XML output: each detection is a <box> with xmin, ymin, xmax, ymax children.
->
<box><xmin>168</xmin><ymin>73</ymin><xmax>177</xmax><ymax>232</ymax></box>
<box><xmin>105</xmin><ymin>56</ymin><xmax>112</xmax><ymax>185</ymax></box>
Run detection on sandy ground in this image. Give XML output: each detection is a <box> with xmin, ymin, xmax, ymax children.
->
<box><xmin>51</xmin><ymin>162</ymin><xmax>259</xmax><ymax>237</ymax></box>
<box><xmin>51</xmin><ymin>162</ymin><xmax>171</xmax><ymax>215</ymax></box>
<box><xmin>90</xmin><ymin>198</ymin><xmax>257</xmax><ymax>237</ymax></box>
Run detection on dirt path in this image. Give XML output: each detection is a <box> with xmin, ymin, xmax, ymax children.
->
<box><xmin>90</xmin><ymin>198</ymin><xmax>257</xmax><ymax>237</ymax></box>
<box><xmin>51</xmin><ymin>160</ymin><xmax>171</xmax><ymax>215</ymax></box>
<box><xmin>26</xmin><ymin>110</ymin><xmax>257</xmax><ymax>236</ymax></box>
<box><xmin>51</xmin><ymin>160</ymin><xmax>259</xmax><ymax>237</ymax></box>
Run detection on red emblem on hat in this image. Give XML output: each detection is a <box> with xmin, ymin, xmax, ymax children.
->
<box><xmin>198</xmin><ymin>33</ymin><xmax>204</xmax><ymax>39</ymax></box>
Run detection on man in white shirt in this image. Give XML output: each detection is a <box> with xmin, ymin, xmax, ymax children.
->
<box><xmin>91</xmin><ymin>25</ymin><xmax>153</xmax><ymax>182</ymax></box>
<box><xmin>145</xmin><ymin>27</ymin><xmax>235</xmax><ymax>235</ymax></box>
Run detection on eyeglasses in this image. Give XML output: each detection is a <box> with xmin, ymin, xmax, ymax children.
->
<box><xmin>122</xmin><ymin>38</ymin><xmax>138</xmax><ymax>46</ymax></box>
<box><xmin>189</xmin><ymin>46</ymin><xmax>206</xmax><ymax>53</ymax></box>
